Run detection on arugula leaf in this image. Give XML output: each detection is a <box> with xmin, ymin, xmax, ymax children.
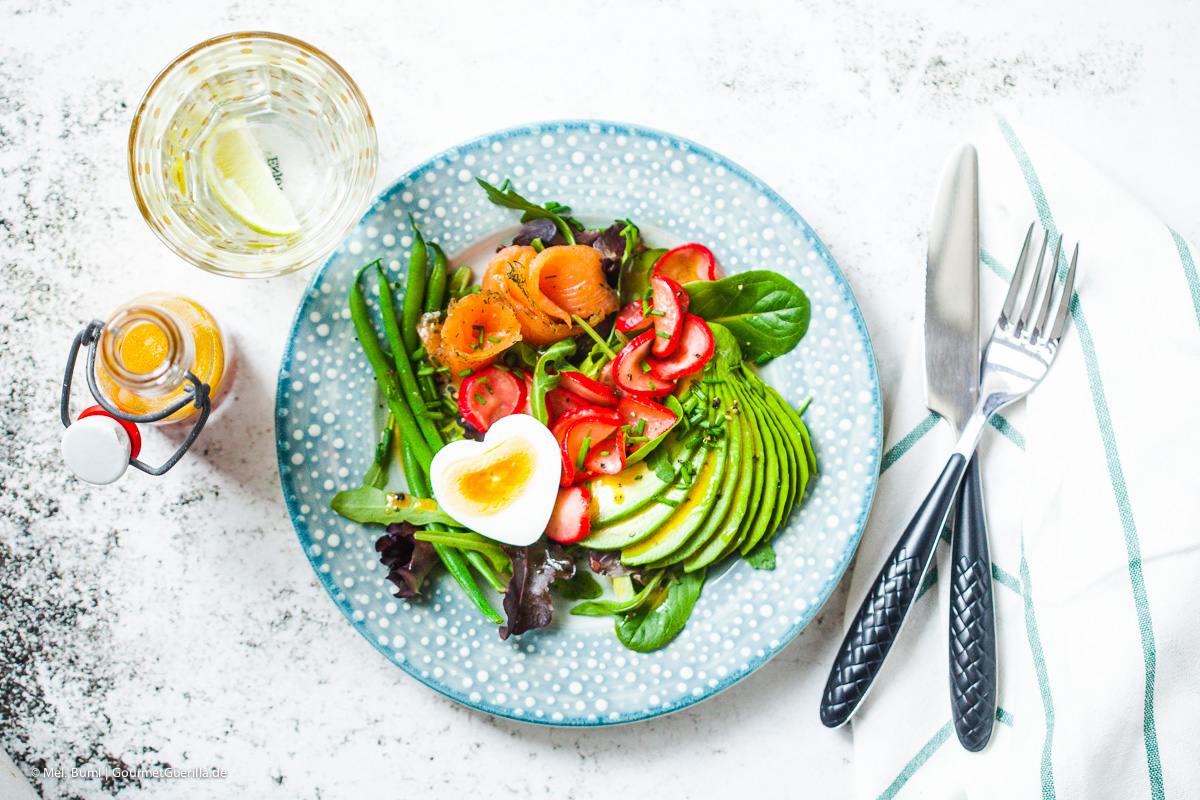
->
<box><xmin>619</xmin><ymin>248</ymin><xmax>667</xmax><ymax>306</ymax></box>
<box><xmin>476</xmin><ymin>178</ymin><xmax>577</xmax><ymax>244</ymax></box>
<box><xmin>569</xmin><ymin>570</ymin><xmax>666</xmax><ymax>617</ymax></box>
<box><xmin>744</xmin><ymin>540</ymin><xmax>776</xmax><ymax>570</ymax></box>
<box><xmin>685</xmin><ymin>271</ymin><xmax>811</xmax><ymax>363</ymax></box>
<box><xmin>613</xmin><ymin>569</ymin><xmax>706</xmax><ymax>652</ymax></box>
<box><xmin>330</xmin><ymin>485</ymin><xmax>458</xmax><ymax>527</ymax></box>
<box><xmin>530</xmin><ymin>338</ymin><xmax>577</xmax><ymax>425</ymax></box>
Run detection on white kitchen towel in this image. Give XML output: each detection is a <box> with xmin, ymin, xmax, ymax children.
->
<box><xmin>845</xmin><ymin>115</ymin><xmax>1200</xmax><ymax>800</ymax></box>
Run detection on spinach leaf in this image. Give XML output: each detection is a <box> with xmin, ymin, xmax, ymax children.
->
<box><xmin>613</xmin><ymin>569</ymin><xmax>706</xmax><ymax>652</ymax></box>
<box><xmin>554</xmin><ymin>571</ymin><xmax>603</xmax><ymax>601</ymax></box>
<box><xmin>476</xmin><ymin>178</ymin><xmax>577</xmax><ymax>245</ymax></box>
<box><xmin>744</xmin><ymin>540</ymin><xmax>776</xmax><ymax>570</ymax></box>
<box><xmin>619</xmin><ymin>248</ymin><xmax>667</xmax><ymax>306</ymax></box>
<box><xmin>331</xmin><ymin>485</ymin><xmax>458</xmax><ymax>527</ymax></box>
<box><xmin>685</xmin><ymin>271</ymin><xmax>811</xmax><ymax>363</ymax></box>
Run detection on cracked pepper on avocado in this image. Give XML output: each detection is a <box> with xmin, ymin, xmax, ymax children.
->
<box><xmin>330</xmin><ymin>178</ymin><xmax>816</xmax><ymax>652</ymax></box>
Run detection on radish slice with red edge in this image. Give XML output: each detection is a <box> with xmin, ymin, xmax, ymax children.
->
<box><xmin>584</xmin><ymin>429</ymin><xmax>627</xmax><ymax>475</ymax></box>
<box><xmin>544</xmin><ymin>485</ymin><xmax>592</xmax><ymax>544</ymax></box>
<box><xmin>558</xmin><ymin>371</ymin><xmax>618</xmax><ymax>408</ymax></box>
<box><xmin>654</xmin><ymin>243</ymin><xmax>721</xmax><ymax>284</ymax></box>
<box><xmin>517</xmin><ymin>370</ymin><xmax>534</xmax><ymax>415</ymax></box>
<box><xmin>613</xmin><ymin>330</ymin><xmax>676</xmax><ymax>398</ymax></box>
<box><xmin>615</xmin><ymin>395</ymin><xmax>677</xmax><ymax>452</ymax></box>
<box><xmin>458</xmin><ymin>366</ymin><xmax>527</xmax><ymax>432</ymax></box>
<box><xmin>615</xmin><ymin>300</ymin><xmax>652</xmax><ymax>334</ymax></box>
<box><xmin>557</xmin><ymin>409</ymin><xmax>623</xmax><ymax>486</ymax></box>
<box><xmin>648</xmin><ymin>314</ymin><xmax>715</xmax><ymax>380</ymax></box>
<box><xmin>598</xmin><ymin>360</ymin><xmax>619</xmax><ymax>393</ymax></box>
<box><xmin>545</xmin><ymin>387</ymin><xmax>588</xmax><ymax>423</ymax></box>
<box><xmin>649</xmin><ymin>274</ymin><xmax>688</xmax><ymax>357</ymax></box>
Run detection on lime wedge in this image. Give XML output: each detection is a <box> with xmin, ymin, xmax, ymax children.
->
<box><xmin>203</xmin><ymin>117</ymin><xmax>300</xmax><ymax>237</ymax></box>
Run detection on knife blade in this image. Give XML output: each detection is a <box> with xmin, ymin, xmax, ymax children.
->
<box><xmin>926</xmin><ymin>144</ymin><xmax>998</xmax><ymax>752</ymax></box>
<box><xmin>926</xmin><ymin>144</ymin><xmax>979</xmax><ymax>433</ymax></box>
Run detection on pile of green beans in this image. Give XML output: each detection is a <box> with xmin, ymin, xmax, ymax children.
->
<box><xmin>348</xmin><ymin>222</ymin><xmax>508</xmax><ymax>624</ymax></box>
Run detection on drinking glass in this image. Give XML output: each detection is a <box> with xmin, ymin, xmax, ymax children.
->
<box><xmin>129</xmin><ymin>31</ymin><xmax>377</xmax><ymax>278</ymax></box>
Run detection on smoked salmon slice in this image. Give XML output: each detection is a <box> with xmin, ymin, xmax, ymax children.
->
<box><xmin>529</xmin><ymin>245</ymin><xmax>619</xmax><ymax>324</ymax></box>
<box><xmin>430</xmin><ymin>290</ymin><xmax>522</xmax><ymax>379</ymax></box>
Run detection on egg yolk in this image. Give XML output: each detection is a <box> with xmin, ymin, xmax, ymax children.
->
<box><xmin>445</xmin><ymin>437</ymin><xmax>535</xmax><ymax>515</ymax></box>
<box><xmin>119</xmin><ymin>322</ymin><xmax>169</xmax><ymax>374</ymax></box>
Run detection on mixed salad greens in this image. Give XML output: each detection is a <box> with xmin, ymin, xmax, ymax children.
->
<box><xmin>331</xmin><ymin>178</ymin><xmax>815</xmax><ymax>652</ymax></box>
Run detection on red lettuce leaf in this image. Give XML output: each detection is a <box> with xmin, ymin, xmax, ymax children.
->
<box><xmin>499</xmin><ymin>541</ymin><xmax>576</xmax><ymax>639</ymax></box>
<box><xmin>375</xmin><ymin>522</ymin><xmax>438</xmax><ymax>599</ymax></box>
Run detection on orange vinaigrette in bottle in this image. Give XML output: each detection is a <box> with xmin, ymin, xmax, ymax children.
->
<box><xmin>94</xmin><ymin>293</ymin><xmax>234</xmax><ymax>422</ymax></box>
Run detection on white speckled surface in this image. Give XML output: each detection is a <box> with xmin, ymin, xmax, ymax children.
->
<box><xmin>2</xmin><ymin>1</ymin><xmax>1198</xmax><ymax>798</ymax></box>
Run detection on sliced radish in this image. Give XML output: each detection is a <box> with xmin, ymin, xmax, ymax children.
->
<box><xmin>654</xmin><ymin>243</ymin><xmax>720</xmax><ymax>284</ymax></box>
<box><xmin>584</xmin><ymin>429</ymin><xmax>627</xmax><ymax>475</ymax></box>
<box><xmin>616</xmin><ymin>396</ymin><xmax>678</xmax><ymax>453</ymax></box>
<box><xmin>517</xmin><ymin>370</ymin><xmax>534</xmax><ymax>415</ymax></box>
<box><xmin>558</xmin><ymin>371</ymin><xmax>618</xmax><ymax>408</ymax></box>
<box><xmin>544</xmin><ymin>486</ymin><xmax>592</xmax><ymax>544</ymax></box>
<box><xmin>613</xmin><ymin>330</ymin><xmax>676</xmax><ymax>398</ymax></box>
<box><xmin>598</xmin><ymin>360</ymin><xmax>619</xmax><ymax>394</ymax></box>
<box><xmin>649</xmin><ymin>274</ymin><xmax>688</xmax><ymax>357</ymax></box>
<box><xmin>458</xmin><ymin>366</ymin><xmax>527</xmax><ymax>432</ymax></box>
<box><xmin>648</xmin><ymin>314</ymin><xmax>715</xmax><ymax>380</ymax></box>
<box><xmin>546</xmin><ymin>387</ymin><xmax>588</xmax><ymax>423</ymax></box>
<box><xmin>558</xmin><ymin>409</ymin><xmax>623</xmax><ymax>486</ymax></box>
<box><xmin>615</xmin><ymin>300</ymin><xmax>651</xmax><ymax>334</ymax></box>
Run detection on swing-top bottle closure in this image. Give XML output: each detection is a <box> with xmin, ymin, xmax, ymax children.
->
<box><xmin>60</xmin><ymin>296</ymin><xmax>228</xmax><ymax>484</ymax></box>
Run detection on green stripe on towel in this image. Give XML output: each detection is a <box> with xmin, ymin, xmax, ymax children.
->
<box><xmin>999</xmin><ymin>114</ymin><xmax>1165</xmax><ymax>800</ymax></box>
<box><xmin>1020</xmin><ymin>538</ymin><xmax>1058</xmax><ymax>799</ymax></box>
<box><xmin>1168</xmin><ymin>227</ymin><xmax>1200</xmax><ymax>329</ymax></box>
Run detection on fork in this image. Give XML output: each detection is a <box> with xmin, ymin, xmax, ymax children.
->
<box><xmin>819</xmin><ymin>225</ymin><xmax>1078</xmax><ymax>730</ymax></box>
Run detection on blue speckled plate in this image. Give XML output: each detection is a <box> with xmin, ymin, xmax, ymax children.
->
<box><xmin>275</xmin><ymin>120</ymin><xmax>882</xmax><ymax>725</ymax></box>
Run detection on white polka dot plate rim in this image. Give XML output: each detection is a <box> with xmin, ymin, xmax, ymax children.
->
<box><xmin>275</xmin><ymin>120</ymin><xmax>882</xmax><ymax>726</ymax></box>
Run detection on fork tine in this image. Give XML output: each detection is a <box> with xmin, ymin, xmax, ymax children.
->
<box><xmin>1032</xmin><ymin>234</ymin><xmax>1064</xmax><ymax>338</ymax></box>
<box><xmin>1016</xmin><ymin>231</ymin><xmax>1050</xmax><ymax>333</ymax></box>
<box><xmin>1048</xmin><ymin>242</ymin><xmax>1078</xmax><ymax>343</ymax></box>
<box><xmin>1000</xmin><ymin>223</ymin><xmax>1036</xmax><ymax>324</ymax></box>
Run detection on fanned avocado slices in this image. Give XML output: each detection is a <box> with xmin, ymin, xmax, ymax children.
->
<box><xmin>583</xmin><ymin>442</ymin><xmax>710</xmax><ymax>551</ymax></box>
<box><xmin>590</xmin><ymin>435</ymin><xmax>700</xmax><ymax>527</ymax></box>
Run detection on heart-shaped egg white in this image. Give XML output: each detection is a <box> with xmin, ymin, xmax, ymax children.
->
<box><xmin>429</xmin><ymin>414</ymin><xmax>561</xmax><ymax>547</ymax></box>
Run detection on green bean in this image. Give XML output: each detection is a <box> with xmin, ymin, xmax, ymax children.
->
<box><xmin>400</xmin><ymin>216</ymin><xmax>428</xmax><ymax>357</ymax></box>
<box><xmin>447</xmin><ymin>266</ymin><xmax>473</xmax><ymax>301</ymax></box>
<box><xmin>465</xmin><ymin>550</ymin><xmax>508</xmax><ymax>592</ymax></box>
<box><xmin>375</xmin><ymin>264</ymin><xmax>444</xmax><ymax>455</ymax></box>
<box><xmin>363</xmin><ymin>412</ymin><xmax>394</xmax><ymax>490</ymax></box>
<box><xmin>435</xmin><ymin>543</ymin><xmax>504</xmax><ymax>624</ymax></box>
<box><xmin>425</xmin><ymin>242</ymin><xmax>449</xmax><ymax>313</ymax></box>
<box><xmin>349</xmin><ymin>266</ymin><xmax>434</xmax><ymax>468</ymax></box>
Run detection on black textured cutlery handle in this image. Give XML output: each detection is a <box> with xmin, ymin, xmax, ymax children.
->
<box><xmin>949</xmin><ymin>453</ymin><xmax>997</xmax><ymax>751</ymax></box>
<box><xmin>820</xmin><ymin>453</ymin><xmax>969</xmax><ymax>728</ymax></box>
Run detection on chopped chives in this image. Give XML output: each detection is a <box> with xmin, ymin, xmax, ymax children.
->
<box><xmin>487</xmin><ymin>335</ymin><xmax>501</xmax><ymax>344</ymax></box>
<box><xmin>473</xmin><ymin>393</ymin><xmax>486</xmax><ymax>404</ymax></box>
<box><xmin>655</xmin><ymin>331</ymin><xmax>671</xmax><ymax>339</ymax></box>
<box><xmin>633</xmin><ymin>418</ymin><xmax>646</xmax><ymax>436</ymax></box>
<box><xmin>576</xmin><ymin>434</ymin><xmax>592</xmax><ymax>469</ymax></box>
<box><xmin>639</xmin><ymin>362</ymin><xmax>652</xmax><ymax>373</ymax></box>
<box><xmin>458</xmin><ymin>369</ymin><xmax>473</xmax><ymax>377</ymax></box>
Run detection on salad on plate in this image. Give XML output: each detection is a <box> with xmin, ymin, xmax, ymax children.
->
<box><xmin>330</xmin><ymin>178</ymin><xmax>815</xmax><ymax>653</ymax></box>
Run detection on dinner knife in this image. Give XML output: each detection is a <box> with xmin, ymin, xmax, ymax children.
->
<box><xmin>926</xmin><ymin>145</ymin><xmax>996</xmax><ymax>752</ymax></box>
<box><xmin>819</xmin><ymin>145</ymin><xmax>988</xmax><ymax>732</ymax></box>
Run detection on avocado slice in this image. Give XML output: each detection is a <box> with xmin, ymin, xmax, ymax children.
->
<box><xmin>682</xmin><ymin>384</ymin><xmax>760</xmax><ymax>571</ymax></box>
<box><xmin>655</xmin><ymin>384</ymin><xmax>744</xmax><ymax>567</ymax></box>
<box><xmin>590</xmin><ymin>436</ymin><xmax>698</xmax><ymax>527</ymax></box>
<box><xmin>737</xmin><ymin>381</ymin><xmax>789</xmax><ymax>555</ymax></box>
<box><xmin>715</xmin><ymin>378</ymin><xmax>776</xmax><ymax>561</ymax></box>
<box><xmin>756</xmin><ymin>380</ymin><xmax>812</xmax><ymax>538</ymax></box>
<box><xmin>582</xmin><ymin>442</ymin><xmax>711</xmax><ymax>551</ymax></box>
<box><xmin>619</xmin><ymin>419</ymin><xmax>731</xmax><ymax>565</ymax></box>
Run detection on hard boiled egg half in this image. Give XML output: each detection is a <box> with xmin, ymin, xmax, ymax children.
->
<box><xmin>429</xmin><ymin>414</ymin><xmax>561</xmax><ymax>547</ymax></box>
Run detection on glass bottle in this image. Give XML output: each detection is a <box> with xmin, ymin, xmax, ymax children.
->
<box><xmin>93</xmin><ymin>292</ymin><xmax>234</xmax><ymax>423</ymax></box>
